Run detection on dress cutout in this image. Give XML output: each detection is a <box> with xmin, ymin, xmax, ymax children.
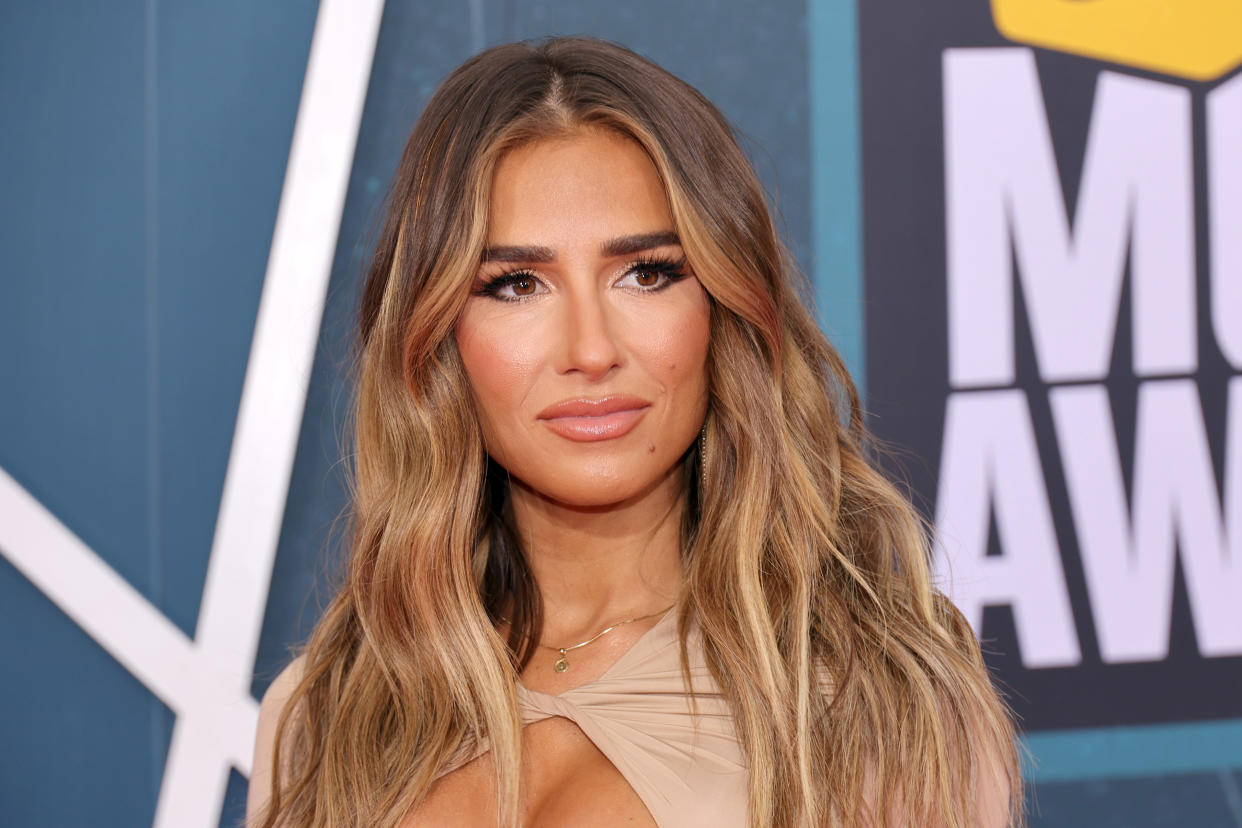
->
<box><xmin>445</xmin><ymin>610</ymin><xmax>749</xmax><ymax>827</ymax></box>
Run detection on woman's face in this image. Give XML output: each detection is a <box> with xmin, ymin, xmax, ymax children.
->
<box><xmin>455</xmin><ymin>127</ymin><xmax>711</xmax><ymax>508</ymax></box>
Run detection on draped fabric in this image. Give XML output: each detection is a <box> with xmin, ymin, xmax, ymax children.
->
<box><xmin>443</xmin><ymin>610</ymin><xmax>749</xmax><ymax>826</ymax></box>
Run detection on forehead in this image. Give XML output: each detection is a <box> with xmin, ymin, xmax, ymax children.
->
<box><xmin>487</xmin><ymin>127</ymin><xmax>674</xmax><ymax>247</ymax></box>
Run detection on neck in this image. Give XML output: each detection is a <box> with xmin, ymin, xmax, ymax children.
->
<box><xmin>506</xmin><ymin>464</ymin><xmax>686</xmax><ymax>633</ymax></box>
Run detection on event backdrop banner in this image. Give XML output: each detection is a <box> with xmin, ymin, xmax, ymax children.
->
<box><xmin>860</xmin><ymin>0</ymin><xmax>1242</xmax><ymax>733</ymax></box>
<box><xmin>4</xmin><ymin>1</ymin><xmax>1242</xmax><ymax>826</ymax></box>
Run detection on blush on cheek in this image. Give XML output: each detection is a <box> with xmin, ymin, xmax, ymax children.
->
<box><xmin>455</xmin><ymin>308</ymin><xmax>544</xmax><ymax>469</ymax></box>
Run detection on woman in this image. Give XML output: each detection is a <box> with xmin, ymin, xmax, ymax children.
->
<box><xmin>249</xmin><ymin>37</ymin><xmax>1021</xmax><ymax>827</ymax></box>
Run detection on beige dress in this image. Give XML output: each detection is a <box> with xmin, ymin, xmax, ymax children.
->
<box><xmin>444</xmin><ymin>609</ymin><xmax>749</xmax><ymax>826</ymax></box>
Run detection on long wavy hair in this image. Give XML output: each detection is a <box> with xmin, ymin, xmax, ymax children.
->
<box><xmin>258</xmin><ymin>36</ymin><xmax>1022</xmax><ymax>828</ymax></box>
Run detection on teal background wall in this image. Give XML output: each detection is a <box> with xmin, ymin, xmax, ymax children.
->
<box><xmin>1</xmin><ymin>1</ymin><xmax>1237</xmax><ymax>825</ymax></box>
<box><xmin>1</xmin><ymin>2</ymin><xmax>320</xmax><ymax>825</ymax></box>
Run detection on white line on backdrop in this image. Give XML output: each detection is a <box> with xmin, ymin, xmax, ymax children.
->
<box><xmin>0</xmin><ymin>0</ymin><xmax>385</xmax><ymax>825</ymax></box>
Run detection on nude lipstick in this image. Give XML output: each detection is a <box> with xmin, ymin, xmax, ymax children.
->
<box><xmin>536</xmin><ymin>395</ymin><xmax>651</xmax><ymax>442</ymax></box>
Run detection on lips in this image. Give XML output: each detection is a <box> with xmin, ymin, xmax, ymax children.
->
<box><xmin>536</xmin><ymin>395</ymin><xmax>651</xmax><ymax>442</ymax></box>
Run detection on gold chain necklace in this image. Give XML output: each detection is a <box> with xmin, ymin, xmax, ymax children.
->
<box><xmin>534</xmin><ymin>604</ymin><xmax>675</xmax><ymax>673</ymax></box>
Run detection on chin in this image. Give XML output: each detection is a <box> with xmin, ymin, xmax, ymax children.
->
<box><xmin>514</xmin><ymin>457</ymin><xmax>684</xmax><ymax>509</ymax></box>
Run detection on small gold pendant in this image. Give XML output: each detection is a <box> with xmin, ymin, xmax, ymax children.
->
<box><xmin>554</xmin><ymin>649</ymin><xmax>569</xmax><ymax>672</ymax></box>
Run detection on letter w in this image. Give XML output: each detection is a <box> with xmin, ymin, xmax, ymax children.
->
<box><xmin>1051</xmin><ymin>380</ymin><xmax>1242</xmax><ymax>662</ymax></box>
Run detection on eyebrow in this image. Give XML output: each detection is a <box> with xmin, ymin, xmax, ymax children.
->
<box><xmin>481</xmin><ymin>231</ymin><xmax>680</xmax><ymax>263</ymax></box>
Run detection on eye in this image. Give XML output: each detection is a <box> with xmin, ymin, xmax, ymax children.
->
<box><xmin>616</xmin><ymin>257</ymin><xmax>688</xmax><ymax>291</ymax></box>
<box><xmin>630</xmin><ymin>269</ymin><xmax>662</xmax><ymax>288</ymax></box>
<box><xmin>505</xmin><ymin>276</ymin><xmax>539</xmax><ymax>297</ymax></box>
<box><xmin>476</xmin><ymin>271</ymin><xmax>546</xmax><ymax>302</ymax></box>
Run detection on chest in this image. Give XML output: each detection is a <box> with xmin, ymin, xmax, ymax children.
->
<box><xmin>399</xmin><ymin>716</ymin><xmax>657</xmax><ymax>827</ymax></box>
<box><xmin>401</xmin><ymin>614</ymin><xmax>749</xmax><ymax>826</ymax></box>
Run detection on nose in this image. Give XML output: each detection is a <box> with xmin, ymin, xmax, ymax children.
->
<box><xmin>558</xmin><ymin>285</ymin><xmax>622</xmax><ymax>379</ymax></box>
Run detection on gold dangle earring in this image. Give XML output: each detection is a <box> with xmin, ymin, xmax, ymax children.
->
<box><xmin>698</xmin><ymin>421</ymin><xmax>709</xmax><ymax>492</ymax></box>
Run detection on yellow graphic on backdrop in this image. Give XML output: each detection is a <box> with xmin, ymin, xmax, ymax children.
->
<box><xmin>990</xmin><ymin>0</ymin><xmax>1242</xmax><ymax>81</ymax></box>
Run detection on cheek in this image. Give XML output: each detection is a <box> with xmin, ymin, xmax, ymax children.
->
<box><xmin>639</xmin><ymin>298</ymin><xmax>711</xmax><ymax>402</ymax></box>
<box><xmin>455</xmin><ymin>312</ymin><xmax>539</xmax><ymax>435</ymax></box>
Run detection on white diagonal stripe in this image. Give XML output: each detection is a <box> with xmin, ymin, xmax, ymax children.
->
<box><xmin>156</xmin><ymin>1</ymin><xmax>385</xmax><ymax>826</ymax></box>
<box><xmin>195</xmin><ymin>0</ymin><xmax>384</xmax><ymax>695</ymax></box>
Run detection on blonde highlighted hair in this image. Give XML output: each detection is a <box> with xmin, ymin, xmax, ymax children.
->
<box><xmin>257</xmin><ymin>36</ymin><xmax>1022</xmax><ymax>827</ymax></box>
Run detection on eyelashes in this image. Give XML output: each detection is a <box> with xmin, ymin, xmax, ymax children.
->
<box><xmin>475</xmin><ymin>271</ymin><xmax>542</xmax><ymax>301</ymax></box>
<box><xmin>474</xmin><ymin>255</ymin><xmax>690</xmax><ymax>303</ymax></box>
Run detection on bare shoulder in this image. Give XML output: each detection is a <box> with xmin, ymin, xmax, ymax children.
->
<box><xmin>976</xmin><ymin>731</ymin><xmax>1020</xmax><ymax>827</ymax></box>
<box><xmin>857</xmin><ymin>677</ymin><xmax>1020</xmax><ymax>826</ymax></box>
<box><xmin>945</xmin><ymin>684</ymin><xmax>1021</xmax><ymax>827</ymax></box>
<box><xmin>861</xmin><ymin>736</ymin><xmax>1016</xmax><ymax>828</ymax></box>
<box><xmin>247</xmin><ymin>655</ymin><xmax>308</xmax><ymax>826</ymax></box>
